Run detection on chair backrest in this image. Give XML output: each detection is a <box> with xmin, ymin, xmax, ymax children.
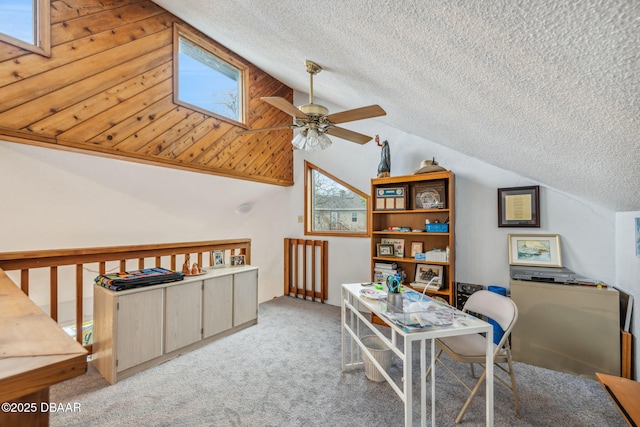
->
<box><xmin>463</xmin><ymin>290</ymin><xmax>518</xmax><ymax>340</ymax></box>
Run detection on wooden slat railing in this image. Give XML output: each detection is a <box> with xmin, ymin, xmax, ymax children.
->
<box><xmin>284</xmin><ymin>238</ymin><xmax>328</xmax><ymax>302</ymax></box>
<box><xmin>0</xmin><ymin>239</ymin><xmax>251</xmax><ymax>352</ymax></box>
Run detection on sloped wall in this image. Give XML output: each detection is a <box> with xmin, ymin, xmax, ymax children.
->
<box><xmin>0</xmin><ymin>0</ymin><xmax>293</xmax><ymax>185</ymax></box>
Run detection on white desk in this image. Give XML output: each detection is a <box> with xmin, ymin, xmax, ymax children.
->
<box><xmin>341</xmin><ymin>283</ymin><xmax>494</xmax><ymax>427</ymax></box>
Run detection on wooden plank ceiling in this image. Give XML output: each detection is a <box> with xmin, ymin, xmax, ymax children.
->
<box><xmin>0</xmin><ymin>0</ymin><xmax>294</xmax><ymax>186</ymax></box>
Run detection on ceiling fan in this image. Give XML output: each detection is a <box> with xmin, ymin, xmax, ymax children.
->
<box><xmin>240</xmin><ymin>60</ymin><xmax>386</xmax><ymax>150</ymax></box>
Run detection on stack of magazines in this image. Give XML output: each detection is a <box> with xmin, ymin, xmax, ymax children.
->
<box><xmin>373</xmin><ymin>261</ymin><xmax>405</xmax><ymax>283</ymax></box>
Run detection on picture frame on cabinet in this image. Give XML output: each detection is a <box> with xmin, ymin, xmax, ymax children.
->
<box><xmin>508</xmin><ymin>234</ymin><xmax>562</xmax><ymax>267</ymax></box>
<box><xmin>230</xmin><ymin>254</ymin><xmax>246</xmax><ymax>266</ymax></box>
<box><xmin>377</xmin><ymin>243</ymin><xmax>395</xmax><ymax>257</ymax></box>
<box><xmin>211</xmin><ymin>250</ymin><xmax>225</xmax><ymax>268</ymax></box>
<box><xmin>498</xmin><ymin>185</ymin><xmax>540</xmax><ymax>227</ymax></box>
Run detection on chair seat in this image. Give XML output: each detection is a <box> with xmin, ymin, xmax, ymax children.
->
<box><xmin>438</xmin><ymin>333</ymin><xmax>508</xmax><ymax>362</ymax></box>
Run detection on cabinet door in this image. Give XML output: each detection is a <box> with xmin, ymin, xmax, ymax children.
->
<box><xmin>202</xmin><ymin>275</ymin><xmax>233</xmax><ymax>338</ymax></box>
<box><xmin>233</xmin><ymin>270</ymin><xmax>258</xmax><ymax>326</ymax></box>
<box><xmin>165</xmin><ymin>281</ymin><xmax>203</xmax><ymax>353</ymax></box>
<box><xmin>116</xmin><ymin>288</ymin><xmax>164</xmax><ymax>372</ymax></box>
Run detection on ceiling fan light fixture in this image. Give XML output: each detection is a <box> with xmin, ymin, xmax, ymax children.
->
<box><xmin>291</xmin><ymin>128</ymin><xmax>332</xmax><ymax>151</ymax></box>
<box><xmin>292</xmin><ymin>131</ymin><xmax>307</xmax><ymax>150</ymax></box>
<box><xmin>318</xmin><ymin>133</ymin><xmax>332</xmax><ymax>150</ymax></box>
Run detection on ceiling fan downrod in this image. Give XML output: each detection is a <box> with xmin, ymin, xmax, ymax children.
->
<box><xmin>300</xmin><ymin>60</ymin><xmax>328</xmax><ymax>116</ymax></box>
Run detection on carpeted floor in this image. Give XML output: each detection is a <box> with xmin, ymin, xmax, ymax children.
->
<box><xmin>50</xmin><ymin>296</ymin><xmax>625</xmax><ymax>426</ymax></box>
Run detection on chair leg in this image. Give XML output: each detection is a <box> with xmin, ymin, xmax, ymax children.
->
<box><xmin>455</xmin><ymin>369</ymin><xmax>487</xmax><ymax>424</ymax></box>
<box><xmin>506</xmin><ymin>353</ymin><xmax>521</xmax><ymax>418</ymax></box>
<box><xmin>426</xmin><ymin>348</ymin><xmax>444</xmax><ymax>379</ymax></box>
<box><xmin>469</xmin><ymin>362</ymin><xmax>476</xmax><ymax>378</ymax></box>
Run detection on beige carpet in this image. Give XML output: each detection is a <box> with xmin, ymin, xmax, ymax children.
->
<box><xmin>50</xmin><ymin>296</ymin><xmax>625</xmax><ymax>426</ymax></box>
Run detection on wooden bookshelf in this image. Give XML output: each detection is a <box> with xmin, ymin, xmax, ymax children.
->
<box><xmin>370</xmin><ymin>171</ymin><xmax>455</xmax><ymax>305</ymax></box>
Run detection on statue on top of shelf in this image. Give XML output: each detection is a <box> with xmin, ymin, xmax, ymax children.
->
<box><xmin>376</xmin><ymin>135</ymin><xmax>390</xmax><ymax>178</ymax></box>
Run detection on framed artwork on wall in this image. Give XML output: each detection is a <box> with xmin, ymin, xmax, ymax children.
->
<box><xmin>498</xmin><ymin>186</ymin><xmax>540</xmax><ymax>227</ymax></box>
<box><xmin>508</xmin><ymin>234</ymin><xmax>562</xmax><ymax>267</ymax></box>
<box><xmin>636</xmin><ymin>218</ymin><xmax>640</xmax><ymax>257</ymax></box>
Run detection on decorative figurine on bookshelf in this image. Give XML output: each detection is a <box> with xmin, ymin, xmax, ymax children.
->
<box><xmin>376</xmin><ymin>135</ymin><xmax>390</xmax><ymax>178</ymax></box>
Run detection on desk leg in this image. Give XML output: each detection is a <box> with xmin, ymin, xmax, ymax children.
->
<box><xmin>430</xmin><ymin>339</ymin><xmax>436</xmax><ymax>426</ymax></box>
<box><xmin>486</xmin><ymin>332</ymin><xmax>494</xmax><ymax>426</ymax></box>
<box><xmin>341</xmin><ymin>290</ymin><xmax>346</xmax><ymax>371</ymax></box>
<box><xmin>404</xmin><ymin>337</ymin><xmax>413</xmax><ymax>427</ymax></box>
<box><xmin>420</xmin><ymin>339</ymin><xmax>427</xmax><ymax>427</ymax></box>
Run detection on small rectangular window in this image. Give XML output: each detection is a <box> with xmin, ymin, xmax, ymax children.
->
<box><xmin>173</xmin><ymin>24</ymin><xmax>247</xmax><ymax>127</ymax></box>
<box><xmin>0</xmin><ymin>0</ymin><xmax>50</xmax><ymax>56</ymax></box>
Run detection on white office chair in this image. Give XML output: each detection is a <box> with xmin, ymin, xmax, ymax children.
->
<box><xmin>426</xmin><ymin>290</ymin><xmax>521</xmax><ymax>423</ymax></box>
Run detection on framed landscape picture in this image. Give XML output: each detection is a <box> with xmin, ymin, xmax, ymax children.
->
<box><xmin>508</xmin><ymin>234</ymin><xmax>562</xmax><ymax>267</ymax></box>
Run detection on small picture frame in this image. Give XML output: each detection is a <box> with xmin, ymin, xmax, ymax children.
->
<box><xmin>210</xmin><ymin>250</ymin><xmax>225</xmax><ymax>268</ymax></box>
<box><xmin>376</xmin><ymin>243</ymin><xmax>395</xmax><ymax>257</ymax></box>
<box><xmin>498</xmin><ymin>186</ymin><xmax>540</xmax><ymax>227</ymax></box>
<box><xmin>414</xmin><ymin>264</ymin><xmax>443</xmax><ymax>285</ymax></box>
<box><xmin>230</xmin><ymin>254</ymin><xmax>246</xmax><ymax>266</ymax></box>
<box><xmin>508</xmin><ymin>234</ymin><xmax>562</xmax><ymax>267</ymax></box>
<box><xmin>411</xmin><ymin>241</ymin><xmax>423</xmax><ymax>257</ymax></box>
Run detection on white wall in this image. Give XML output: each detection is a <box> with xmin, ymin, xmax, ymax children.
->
<box><xmin>615</xmin><ymin>212</ymin><xmax>640</xmax><ymax>377</ymax></box>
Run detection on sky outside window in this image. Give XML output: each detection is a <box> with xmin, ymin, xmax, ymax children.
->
<box><xmin>0</xmin><ymin>0</ymin><xmax>34</xmax><ymax>44</ymax></box>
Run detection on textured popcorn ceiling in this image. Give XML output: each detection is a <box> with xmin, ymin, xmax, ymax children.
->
<box><xmin>153</xmin><ymin>0</ymin><xmax>640</xmax><ymax>211</ymax></box>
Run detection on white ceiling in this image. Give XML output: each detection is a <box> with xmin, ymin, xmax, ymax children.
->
<box><xmin>153</xmin><ymin>0</ymin><xmax>640</xmax><ymax>211</ymax></box>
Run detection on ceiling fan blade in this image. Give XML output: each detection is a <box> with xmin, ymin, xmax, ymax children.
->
<box><xmin>238</xmin><ymin>124</ymin><xmax>296</xmax><ymax>135</ymax></box>
<box><xmin>262</xmin><ymin>97</ymin><xmax>308</xmax><ymax>120</ymax></box>
<box><xmin>325</xmin><ymin>126</ymin><xmax>373</xmax><ymax>145</ymax></box>
<box><xmin>325</xmin><ymin>105</ymin><xmax>386</xmax><ymax>124</ymax></box>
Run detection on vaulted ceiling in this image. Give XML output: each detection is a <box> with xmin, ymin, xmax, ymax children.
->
<box><xmin>153</xmin><ymin>0</ymin><xmax>639</xmax><ymax>211</ymax></box>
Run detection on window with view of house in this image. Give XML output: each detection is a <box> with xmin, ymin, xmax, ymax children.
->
<box><xmin>173</xmin><ymin>24</ymin><xmax>248</xmax><ymax>126</ymax></box>
<box><xmin>304</xmin><ymin>161</ymin><xmax>370</xmax><ymax>237</ymax></box>
<box><xmin>0</xmin><ymin>0</ymin><xmax>50</xmax><ymax>56</ymax></box>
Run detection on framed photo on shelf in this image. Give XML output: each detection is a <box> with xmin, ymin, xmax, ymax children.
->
<box><xmin>375</xmin><ymin>186</ymin><xmax>407</xmax><ymax>210</ymax></box>
<box><xmin>230</xmin><ymin>254</ymin><xmax>246</xmax><ymax>266</ymax></box>
<box><xmin>381</xmin><ymin>238</ymin><xmax>405</xmax><ymax>257</ymax></box>
<box><xmin>411</xmin><ymin>241</ymin><xmax>423</xmax><ymax>257</ymax></box>
<box><xmin>414</xmin><ymin>264</ymin><xmax>443</xmax><ymax>287</ymax></box>
<box><xmin>508</xmin><ymin>234</ymin><xmax>562</xmax><ymax>267</ymax></box>
<box><xmin>498</xmin><ymin>186</ymin><xmax>540</xmax><ymax>227</ymax></box>
<box><xmin>376</xmin><ymin>243</ymin><xmax>395</xmax><ymax>257</ymax></box>
<box><xmin>210</xmin><ymin>250</ymin><xmax>225</xmax><ymax>268</ymax></box>
<box><xmin>412</xmin><ymin>180</ymin><xmax>446</xmax><ymax>209</ymax></box>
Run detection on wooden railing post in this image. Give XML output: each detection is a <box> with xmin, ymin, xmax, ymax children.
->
<box><xmin>284</xmin><ymin>238</ymin><xmax>328</xmax><ymax>303</ymax></box>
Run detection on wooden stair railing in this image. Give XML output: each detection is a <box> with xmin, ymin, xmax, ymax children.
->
<box><xmin>284</xmin><ymin>238</ymin><xmax>328</xmax><ymax>302</ymax></box>
<box><xmin>0</xmin><ymin>239</ymin><xmax>251</xmax><ymax>352</ymax></box>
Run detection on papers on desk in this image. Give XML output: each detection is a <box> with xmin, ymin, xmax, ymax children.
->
<box><xmin>379</xmin><ymin>290</ymin><xmax>455</xmax><ymax>329</ymax></box>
